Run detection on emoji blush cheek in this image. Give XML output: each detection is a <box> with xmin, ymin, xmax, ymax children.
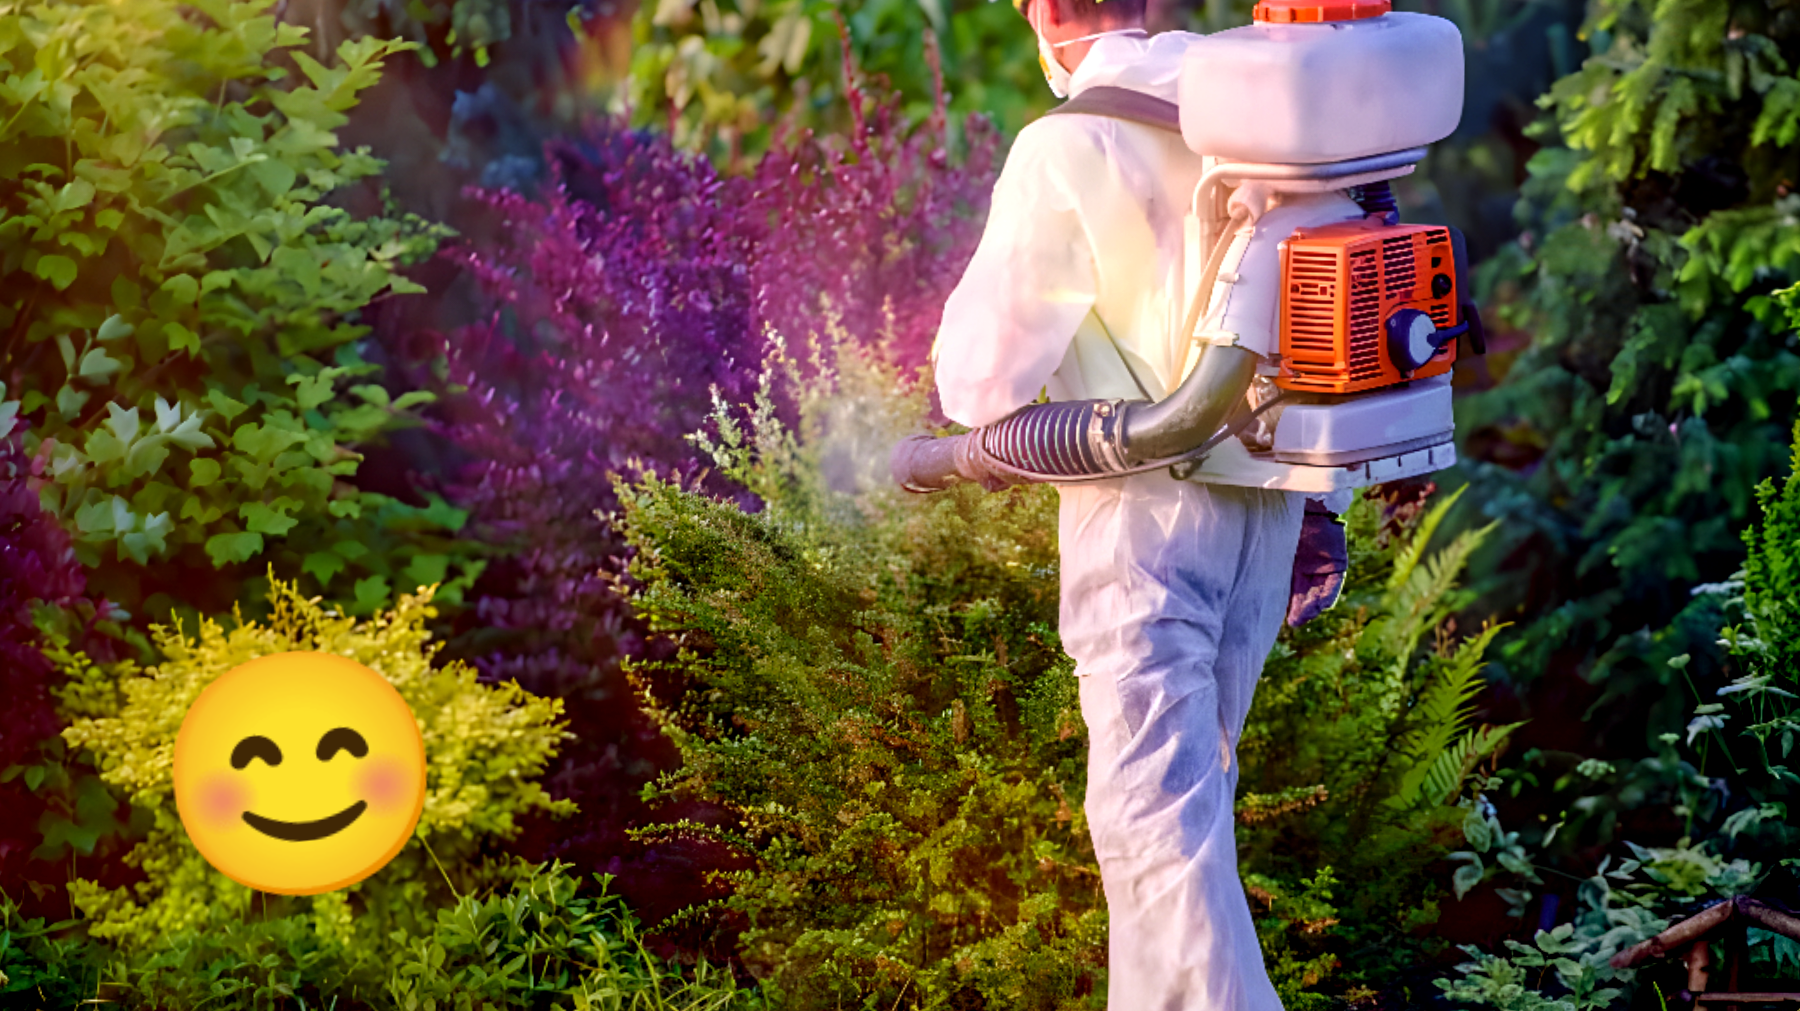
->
<box><xmin>199</xmin><ymin>776</ymin><xmax>251</xmax><ymax>827</ymax></box>
<box><xmin>358</xmin><ymin>759</ymin><xmax>412</xmax><ymax>813</ymax></box>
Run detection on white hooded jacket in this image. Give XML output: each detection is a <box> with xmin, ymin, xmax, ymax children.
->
<box><xmin>931</xmin><ymin>31</ymin><xmax>1207</xmax><ymax>427</ymax></box>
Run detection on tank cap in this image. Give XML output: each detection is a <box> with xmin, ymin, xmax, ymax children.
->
<box><xmin>1252</xmin><ymin>0</ymin><xmax>1391</xmax><ymax>21</ymax></box>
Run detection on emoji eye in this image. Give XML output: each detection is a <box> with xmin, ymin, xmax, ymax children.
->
<box><xmin>316</xmin><ymin>727</ymin><xmax>369</xmax><ymax>762</ymax></box>
<box><xmin>231</xmin><ymin>736</ymin><xmax>283</xmax><ymax>769</ymax></box>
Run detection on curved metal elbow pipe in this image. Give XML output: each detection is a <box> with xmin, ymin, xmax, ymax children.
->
<box><xmin>1117</xmin><ymin>344</ymin><xmax>1258</xmax><ymax>463</ymax></box>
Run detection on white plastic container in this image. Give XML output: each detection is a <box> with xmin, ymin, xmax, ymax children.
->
<box><xmin>1178</xmin><ymin>12</ymin><xmax>1465</xmax><ymax>164</ymax></box>
<box><xmin>1270</xmin><ymin>373</ymin><xmax>1453</xmax><ymax>464</ymax></box>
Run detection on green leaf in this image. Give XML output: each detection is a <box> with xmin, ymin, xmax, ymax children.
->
<box><xmin>233</xmin><ymin>421</ymin><xmax>305</xmax><ymax>462</ymax></box>
<box><xmin>165</xmin><ymin>322</ymin><xmax>200</xmax><ymax>356</ymax></box>
<box><xmin>85</xmin><ymin>428</ymin><xmax>128</xmax><ymax>465</ymax></box>
<box><xmin>97</xmin><ymin>315</ymin><xmax>135</xmax><ymax>342</ymax></box>
<box><xmin>190</xmin><ymin>458</ymin><xmax>222</xmax><ymax>487</ymax></box>
<box><xmin>205</xmin><ymin>531</ymin><xmax>264</xmax><ymax>566</ymax></box>
<box><xmin>290</xmin><ymin>371</ymin><xmax>337</xmax><ymax>411</ymax></box>
<box><xmin>162</xmin><ymin>273</ymin><xmax>199</xmax><ymax>307</ymax></box>
<box><xmin>1452</xmin><ymin>859</ymin><xmax>1484</xmax><ymax>900</ymax></box>
<box><xmin>56</xmin><ymin>384</ymin><xmax>89</xmax><ymax>419</ymax></box>
<box><xmin>303</xmin><ymin>551</ymin><xmax>348</xmax><ymax>586</ymax></box>
<box><xmin>207</xmin><ymin>388</ymin><xmax>249</xmax><ymax>421</ymax></box>
<box><xmin>240</xmin><ymin>499</ymin><xmax>302</xmax><ymax>536</ymax></box>
<box><xmin>34</xmin><ymin>254</ymin><xmax>78</xmax><ymax>290</ymax></box>
<box><xmin>402</xmin><ymin>553</ymin><xmax>449</xmax><ymax>589</ymax></box>
<box><xmin>78</xmin><ymin>347</ymin><xmax>123</xmax><ymax>381</ymax></box>
<box><xmin>74</xmin><ymin>497</ymin><xmax>116</xmax><ymax>534</ymax></box>
<box><xmin>105</xmin><ymin>402</ymin><xmax>140</xmax><ymax>443</ymax></box>
<box><xmin>419</xmin><ymin>495</ymin><xmax>470</xmax><ymax>532</ymax></box>
<box><xmin>353</xmin><ymin>574</ymin><xmax>390</xmax><ymax>608</ymax></box>
<box><xmin>351</xmin><ymin>384</ymin><xmax>391</xmax><ymax>408</ymax></box>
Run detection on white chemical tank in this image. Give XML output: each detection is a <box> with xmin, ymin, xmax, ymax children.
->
<box><xmin>1178</xmin><ymin>0</ymin><xmax>1464</xmax><ymax>164</ymax></box>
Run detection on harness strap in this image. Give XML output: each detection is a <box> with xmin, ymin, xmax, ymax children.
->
<box><xmin>1041</xmin><ymin>86</ymin><xmax>1181</xmax><ymax>133</ymax></box>
<box><xmin>1041</xmin><ymin>86</ymin><xmax>1185</xmax><ymax>401</ymax></box>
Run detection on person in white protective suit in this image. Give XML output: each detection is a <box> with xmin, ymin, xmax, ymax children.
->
<box><xmin>928</xmin><ymin>3</ymin><xmax>1348</xmax><ymax>1008</ymax></box>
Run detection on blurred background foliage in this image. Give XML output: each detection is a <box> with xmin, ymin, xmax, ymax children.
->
<box><xmin>5</xmin><ymin>0</ymin><xmax>1800</xmax><ymax>1005</ymax></box>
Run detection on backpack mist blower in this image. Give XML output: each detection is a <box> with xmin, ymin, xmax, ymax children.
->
<box><xmin>890</xmin><ymin>0</ymin><xmax>1483</xmax><ymax>494</ymax></box>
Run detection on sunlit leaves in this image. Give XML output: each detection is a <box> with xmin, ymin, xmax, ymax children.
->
<box><xmin>55</xmin><ymin>580</ymin><xmax>572</xmax><ymax>947</ymax></box>
<box><xmin>1460</xmin><ymin>0</ymin><xmax>1800</xmax><ymax>682</ymax></box>
<box><xmin>0</xmin><ymin>0</ymin><xmax>469</xmax><ymax>612</ymax></box>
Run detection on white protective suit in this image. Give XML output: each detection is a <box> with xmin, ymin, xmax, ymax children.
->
<box><xmin>931</xmin><ymin>32</ymin><xmax>1304</xmax><ymax>1011</ymax></box>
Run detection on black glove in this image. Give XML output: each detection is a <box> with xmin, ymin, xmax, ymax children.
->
<box><xmin>1287</xmin><ymin>499</ymin><xmax>1348</xmax><ymax>627</ymax></box>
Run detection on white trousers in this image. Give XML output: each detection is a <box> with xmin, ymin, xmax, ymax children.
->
<box><xmin>1057</xmin><ymin>474</ymin><xmax>1303</xmax><ymax>1011</ymax></box>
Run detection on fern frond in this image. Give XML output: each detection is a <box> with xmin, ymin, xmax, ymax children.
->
<box><xmin>1386</xmin><ymin>622</ymin><xmax>1508</xmax><ymax>808</ymax></box>
<box><xmin>1417</xmin><ymin>720</ymin><xmax>1526</xmax><ymax>807</ymax></box>
<box><xmin>1385</xmin><ymin>524</ymin><xmax>1498</xmax><ymax>661</ymax></box>
<box><xmin>1386</xmin><ymin>485</ymin><xmax>1469</xmax><ymax>593</ymax></box>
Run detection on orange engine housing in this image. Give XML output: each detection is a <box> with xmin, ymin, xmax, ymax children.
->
<box><xmin>1276</xmin><ymin>220</ymin><xmax>1458</xmax><ymax>393</ymax></box>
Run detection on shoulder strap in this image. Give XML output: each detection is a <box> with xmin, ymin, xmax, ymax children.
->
<box><xmin>1041</xmin><ymin>86</ymin><xmax>1181</xmax><ymax>133</ymax></box>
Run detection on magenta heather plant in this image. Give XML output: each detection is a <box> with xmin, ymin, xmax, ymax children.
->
<box><xmin>0</xmin><ymin>430</ymin><xmax>83</xmax><ymax>775</ymax></box>
<box><xmin>0</xmin><ymin>427</ymin><xmax>124</xmax><ymax>912</ymax></box>
<box><xmin>409</xmin><ymin>73</ymin><xmax>999</xmax><ymax>934</ymax></box>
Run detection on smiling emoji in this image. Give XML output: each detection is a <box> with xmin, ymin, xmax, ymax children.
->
<box><xmin>173</xmin><ymin>651</ymin><xmax>427</xmax><ymax>895</ymax></box>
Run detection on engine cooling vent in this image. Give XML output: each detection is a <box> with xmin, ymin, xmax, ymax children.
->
<box><xmin>1286</xmin><ymin>249</ymin><xmax>1339</xmax><ymax>357</ymax></box>
<box><xmin>1348</xmin><ymin>249</ymin><xmax>1382</xmax><ymax>381</ymax></box>
<box><xmin>1381</xmin><ymin>235</ymin><xmax>1416</xmax><ymax>299</ymax></box>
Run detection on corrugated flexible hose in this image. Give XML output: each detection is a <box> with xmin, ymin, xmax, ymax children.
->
<box><xmin>893</xmin><ymin>206</ymin><xmax>1272</xmax><ymax>491</ymax></box>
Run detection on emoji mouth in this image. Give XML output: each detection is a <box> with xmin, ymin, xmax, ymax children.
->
<box><xmin>242</xmin><ymin>801</ymin><xmax>368</xmax><ymax>841</ymax></box>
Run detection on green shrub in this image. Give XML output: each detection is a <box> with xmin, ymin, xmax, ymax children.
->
<box><xmin>629</xmin><ymin>0</ymin><xmax>1044</xmax><ymax>161</ymax></box>
<box><xmin>614</xmin><ymin>339</ymin><xmax>1503</xmax><ymax>1009</ymax></box>
<box><xmin>1434</xmin><ymin>421</ymin><xmax>1800</xmax><ymax>1011</ymax></box>
<box><xmin>1235</xmin><ymin>486</ymin><xmax>1511</xmax><ymax>1006</ymax></box>
<box><xmin>383</xmin><ymin>860</ymin><xmax>765</xmax><ymax>1011</ymax></box>
<box><xmin>1</xmin><ymin>860</ymin><xmax>765</xmax><ymax>1010</ymax></box>
<box><xmin>50</xmin><ymin>577</ymin><xmax>573</xmax><ymax>972</ymax></box>
<box><xmin>0</xmin><ymin>0</ymin><xmax>473</xmax><ymax>621</ymax></box>
<box><xmin>1455</xmin><ymin>0</ymin><xmax>1800</xmax><ymax>691</ymax></box>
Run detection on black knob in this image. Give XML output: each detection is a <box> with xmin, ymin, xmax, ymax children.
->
<box><xmin>1431</xmin><ymin>272</ymin><xmax>1453</xmax><ymax>299</ymax></box>
<box><xmin>1386</xmin><ymin>309</ymin><xmax>1439</xmax><ymax>372</ymax></box>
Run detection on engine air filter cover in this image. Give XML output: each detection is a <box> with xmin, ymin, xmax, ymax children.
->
<box><xmin>1276</xmin><ymin>219</ymin><xmax>1458</xmax><ymax>394</ymax></box>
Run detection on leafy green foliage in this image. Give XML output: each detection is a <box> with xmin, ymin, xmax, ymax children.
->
<box><xmin>1</xmin><ymin>861</ymin><xmax>762</xmax><ymax>1010</ymax></box>
<box><xmin>1435</xmin><ymin>421</ymin><xmax>1800</xmax><ymax>1011</ymax></box>
<box><xmin>0</xmin><ymin>0</ymin><xmax>472</xmax><ymax>618</ymax></box>
<box><xmin>1455</xmin><ymin>0</ymin><xmax>1800</xmax><ymax>690</ymax></box>
<box><xmin>385</xmin><ymin>860</ymin><xmax>764</xmax><ymax>1010</ymax></box>
<box><xmin>1432</xmin><ymin>826</ymin><xmax>1770</xmax><ymax>1010</ymax></box>
<box><xmin>339</xmin><ymin>0</ymin><xmax>518</xmax><ymax>68</ymax></box>
<box><xmin>1234</xmin><ymin>486</ymin><xmax>1511</xmax><ymax>1003</ymax></box>
<box><xmin>630</xmin><ymin>0</ymin><xmax>1044</xmax><ymax>162</ymax></box>
<box><xmin>52</xmin><ymin>578</ymin><xmax>573</xmax><ymax>959</ymax></box>
<box><xmin>619</xmin><ymin>345</ymin><xmax>1094</xmax><ymax>1009</ymax></box>
<box><xmin>613</xmin><ymin>339</ymin><xmax>1503</xmax><ymax>1008</ymax></box>
<box><xmin>0</xmin><ymin>900</ymin><xmax>92</xmax><ymax>1006</ymax></box>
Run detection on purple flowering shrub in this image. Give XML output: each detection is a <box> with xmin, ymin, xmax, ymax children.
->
<box><xmin>0</xmin><ymin>433</ymin><xmax>81</xmax><ymax>775</ymax></box>
<box><xmin>0</xmin><ymin>430</ymin><xmax>130</xmax><ymax>914</ymax></box>
<box><xmin>404</xmin><ymin>74</ymin><xmax>1000</xmax><ymax>934</ymax></box>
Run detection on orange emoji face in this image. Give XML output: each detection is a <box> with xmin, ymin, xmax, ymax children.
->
<box><xmin>172</xmin><ymin>652</ymin><xmax>426</xmax><ymax>895</ymax></box>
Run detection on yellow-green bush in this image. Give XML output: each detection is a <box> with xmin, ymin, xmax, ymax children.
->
<box><xmin>52</xmin><ymin>578</ymin><xmax>574</xmax><ymax>954</ymax></box>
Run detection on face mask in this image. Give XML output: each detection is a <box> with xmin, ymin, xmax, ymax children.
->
<box><xmin>1029</xmin><ymin>6</ymin><xmax>1147</xmax><ymax>100</ymax></box>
